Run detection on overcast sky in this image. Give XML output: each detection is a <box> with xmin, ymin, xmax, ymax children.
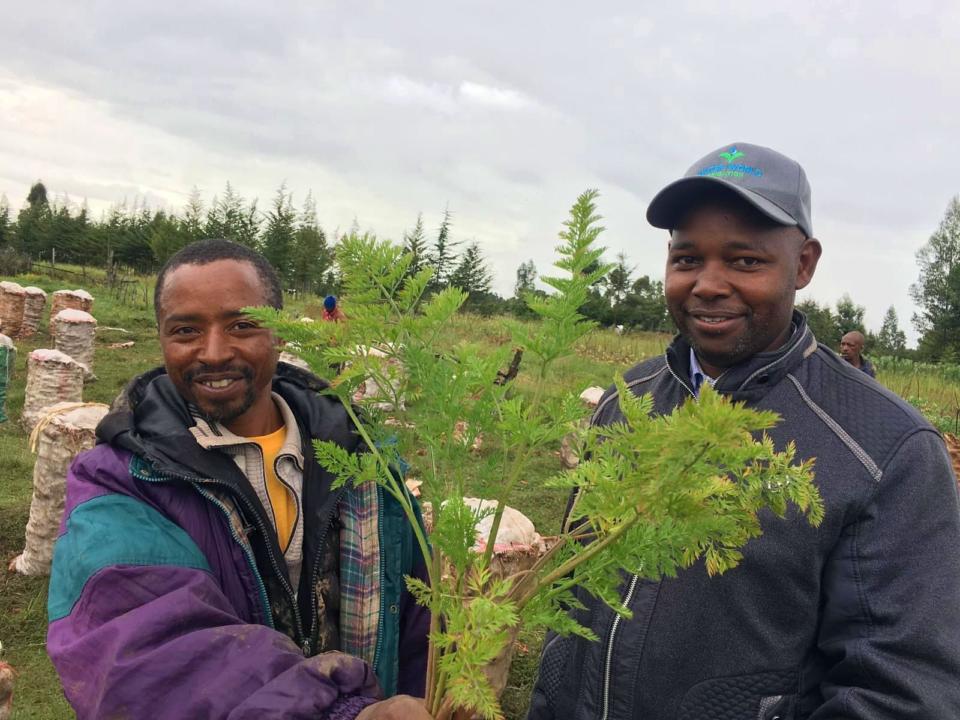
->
<box><xmin>2</xmin><ymin>1</ymin><xmax>958</xmax><ymax>345</ymax></box>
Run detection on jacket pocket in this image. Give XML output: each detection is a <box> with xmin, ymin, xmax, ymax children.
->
<box><xmin>677</xmin><ymin>670</ymin><xmax>797</xmax><ymax>720</ymax></box>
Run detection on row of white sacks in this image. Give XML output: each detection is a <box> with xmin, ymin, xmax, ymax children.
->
<box><xmin>1</xmin><ymin>325</ymin><xmax>107</xmax><ymax>576</ymax></box>
<box><xmin>0</xmin><ymin>282</ymin><xmax>93</xmax><ymax>339</ymax></box>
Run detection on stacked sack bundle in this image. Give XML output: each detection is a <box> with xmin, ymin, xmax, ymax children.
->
<box><xmin>73</xmin><ymin>289</ymin><xmax>94</xmax><ymax>312</ymax></box>
<box><xmin>48</xmin><ymin>289</ymin><xmax>94</xmax><ymax>333</ymax></box>
<box><xmin>21</xmin><ymin>349</ymin><xmax>84</xmax><ymax>431</ymax></box>
<box><xmin>19</xmin><ymin>287</ymin><xmax>47</xmax><ymax>338</ymax></box>
<box><xmin>10</xmin><ymin>402</ymin><xmax>110</xmax><ymax>576</ymax></box>
<box><xmin>52</xmin><ymin>309</ymin><xmax>97</xmax><ymax>378</ymax></box>
<box><xmin>0</xmin><ymin>334</ymin><xmax>13</xmax><ymax>423</ymax></box>
<box><xmin>0</xmin><ymin>282</ymin><xmax>26</xmax><ymax>338</ymax></box>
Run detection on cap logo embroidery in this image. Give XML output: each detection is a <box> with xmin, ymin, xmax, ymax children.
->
<box><xmin>697</xmin><ymin>147</ymin><xmax>763</xmax><ymax>179</ymax></box>
<box><xmin>719</xmin><ymin>147</ymin><xmax>745</xmax><ymax>163</ymax></box>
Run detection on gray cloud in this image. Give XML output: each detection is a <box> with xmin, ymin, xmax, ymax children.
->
<box><xmin>1</xmin><ymin>0</ymin><xmax>959</xmax><ymax>344</ymax></box>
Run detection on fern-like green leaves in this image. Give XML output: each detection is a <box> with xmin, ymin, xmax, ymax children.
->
<box><xmin>251</xmin><ymin>197</ymin><xmax>823</xmax><ymax>720</ymax></box>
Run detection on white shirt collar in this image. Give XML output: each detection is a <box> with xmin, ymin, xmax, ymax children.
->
<box><xmin>689</xmin><ymin>348</ymin><xmax>716</xmax><ymax>396</ymax></box>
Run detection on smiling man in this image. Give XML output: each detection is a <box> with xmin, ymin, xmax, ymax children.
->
<box><xmin>528</xmin><ymin>143</ymin><xmax>960</xmax><ymax>719</ymax></box>
<box><xmin>47</xmin><ymin>240</ymin><xmax>431</xmax><ymax>720</ymax></box>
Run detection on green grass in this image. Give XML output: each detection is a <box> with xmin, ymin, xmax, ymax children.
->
<box><xmin>3</xmin><ymin>267</ymin><xmax>959</xmax><ymax>719</ymax></box>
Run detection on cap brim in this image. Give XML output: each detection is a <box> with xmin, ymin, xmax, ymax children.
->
<box><xmin>646</xmin><ymin>176</ymin><xmax>799</xmax><ymax>232</ymax></box>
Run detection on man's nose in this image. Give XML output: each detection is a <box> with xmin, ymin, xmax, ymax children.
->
<box><xmin>197</xmin><ymin>328</ymin><xmax>235</xmax><ymax>365</ymax></box>
<box><xmin>691</xmin><ymin>261</ymin><xmax>732</xmax><ymax>299</ymax></box>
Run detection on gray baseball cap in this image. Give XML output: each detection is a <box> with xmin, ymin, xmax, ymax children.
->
<box><xmin>646</xmin><ymin>142</ymin><xmax>813</xmax><ymax>238</ymax></box>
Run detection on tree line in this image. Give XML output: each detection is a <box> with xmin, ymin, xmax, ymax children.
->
<box><xmin>2</xmin><ymin>183</ymin><xmax>958</xmax><ymax>358</ymax></box>
<box><xmin>0</xmin><ymin>181</ymin><xmax>670</xmax><ymax>330</ymax></box>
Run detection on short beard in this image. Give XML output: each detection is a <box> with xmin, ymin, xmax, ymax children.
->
<box><xmin>683</xmin><ymin>329</ymin><xmax>754</xmax><ymax>371</ymax></box>
<box><xmin>184</xmin><ymin>364</ymin><xmax>257</xmax><ymax>427</ymax></box>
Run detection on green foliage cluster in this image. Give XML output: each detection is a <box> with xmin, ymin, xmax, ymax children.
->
<box><xmin>797</xmin><ymin>296</ymin><xmax>910</xmax><ymax>358</ymax></box>
<box><xmin>911</xmin><ymin>196</ymin><xmax>960</xmax><ymax>362</ymax></box>
<box><xmin>251</xmin><ymin>190</ymin><xmax>823</xmax><ymax>719</ymax></box>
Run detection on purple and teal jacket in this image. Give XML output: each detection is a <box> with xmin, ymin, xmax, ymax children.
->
<box><xmin>47</xmin><ymin>365</ymin><xmax>429</xmax><ymax>719</ymax></box>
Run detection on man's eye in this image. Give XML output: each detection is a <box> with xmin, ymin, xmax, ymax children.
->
<box><xmin>233</xmin><ymin>321</ymin><xmax>258</xmax><ymax>331</ymax></box>
<box><xmin>734</xmin><ymin>257</ymin><xmax>762</xmax><ymax>267</ymax></box>
<box><xmin>172</xmin><ymin>327</ymin><xmax>198</xmax><ymax>336</ymax></box>
<box><xmin>672</xmin><ymin>255</ymin><xmax>698</xmax><ymax>266</ymax></box>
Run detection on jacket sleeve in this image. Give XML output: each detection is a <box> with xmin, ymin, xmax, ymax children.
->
<box><xmin>813</xmin><ymin>428</ymin><xmax>960</xmax><ymax>718</ymax></box>
<box><xmin>47</xmin><ymin>462</ymin><xmax>381</xmax><ymax>720</ymax></box>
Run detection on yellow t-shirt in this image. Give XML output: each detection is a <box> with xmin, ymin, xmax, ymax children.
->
<box><xmin>249</xmin><ymin>426</ymin><xmax>297</xmax><ymax>553</ymax></box>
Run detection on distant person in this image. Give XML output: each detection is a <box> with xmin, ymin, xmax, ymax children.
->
<box><xmin>528</xmin><ymin>142</ymin><xmax>960</xmax><ymax>719</ymax></box>
<box><xmin>322</xmin><ymin>294</ymin><xmax>347</xmax><ymax>322</ymax></box>
<box><xmin>47</xmin><ymin>240</ymin><xmax>431</xmax><ymax>720</ymax></box>
<box><xmin>840</xmin><ymin>330</ymin><xmax>875</xmax><ymax>377</ymax></box>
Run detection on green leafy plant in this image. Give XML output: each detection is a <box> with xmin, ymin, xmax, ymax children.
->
<box><xmin>249</xmin><ymin>190</ymin><xmax>823</xmax><ymax>720</ymax></box>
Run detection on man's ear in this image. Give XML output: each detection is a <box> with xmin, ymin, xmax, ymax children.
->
<box><xmin>795</xmin><ymin>238</ymin><xmax>822</xmax><ymax>290</ymax></box>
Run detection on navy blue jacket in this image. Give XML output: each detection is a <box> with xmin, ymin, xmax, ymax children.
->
<box><xmin>529</xmin><ymin>312</ymin><xmax>960</xmax><ymax>720</ymax></box>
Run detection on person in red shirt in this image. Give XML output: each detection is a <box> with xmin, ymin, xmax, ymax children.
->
<box><xmin>322</xmin><ymin>295</ymin><xmax>346</xmax><ymax>322</ymax></box>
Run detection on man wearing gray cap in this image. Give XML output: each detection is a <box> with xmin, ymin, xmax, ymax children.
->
<box><xmin>528</xmin><ymin>143</ymin><xmax>960</xmax><ymax>720</ymax></box>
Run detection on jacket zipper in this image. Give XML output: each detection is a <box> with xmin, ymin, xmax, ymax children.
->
<box><xmin>193</xmin><ymin>484</ymin><xmax>274</xmax><ymax>627</ymax></box>
<box><xmin>303</xmin><ymin>486</ymin><xmax>346</xmax><ymax>657</ymax></box>
<box><xmin>253</xmin><ymin>443</ymin><xmax>302</xmax><ymax>557</ymax></box>
<box><xmin>666</xmin><ymin>362</ymin><xmax>698</xmax><ymax>401</ymax></box>
<box><xmin>601</xmin><ymin>573</ymin><xmax>640</xmax><ymax>720</ymax></box>
<box><xmin>133</xmin><ymin>460</ymin><xmax>307</xmax><ymax>648</ymax></box>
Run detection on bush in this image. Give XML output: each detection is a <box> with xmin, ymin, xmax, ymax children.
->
<box><xmin>0</xmin><ymin>248</ymin><xmax>32</xmax><ymax>275</ymax></box>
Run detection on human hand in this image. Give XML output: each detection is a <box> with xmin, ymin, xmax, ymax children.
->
<box><xmin>355</xmin><ymin>695</ymin><xmax>432</xmax><ymax>720</ymax></box>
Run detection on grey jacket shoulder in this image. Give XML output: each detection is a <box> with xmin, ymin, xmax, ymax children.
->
<box><xmin>592</xmin><ymin>355</ymin><xmax>669</xmax><ymax>425</ymax></box>
<box><xmin>795</xmin><ymin>345</ymin><xmax>936</xmax><ymax>477</ymax></box>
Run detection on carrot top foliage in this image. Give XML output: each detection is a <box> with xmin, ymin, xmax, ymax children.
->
<box><xmin>248</xmin><ymin>190</ymin><xmax>823</xmax><ymax>720</ymax></box>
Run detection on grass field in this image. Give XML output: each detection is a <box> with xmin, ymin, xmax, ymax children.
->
<box><xmin>2</xmin><ymin>268</ymin><xmax>959</xmax><ymax>719</ymax></box>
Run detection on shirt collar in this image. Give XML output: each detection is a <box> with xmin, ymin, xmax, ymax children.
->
<box><xmin>188</xmin><ymin>392</ymin><xmax>304</xmax><ymax>466</ymax></box>
<box><xmin>689</xmin><ymin>348</ymin><xmax>717</xmax><ymax>397</ymax></box>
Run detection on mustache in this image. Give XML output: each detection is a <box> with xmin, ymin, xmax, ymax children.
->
<box><xmin>183</xmin><ymin>364</ymin><xmax>255</xmax><ymax>384</ymax></box>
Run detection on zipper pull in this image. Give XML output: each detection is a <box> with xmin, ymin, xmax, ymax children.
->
<box><xmin>301</xmin><ymin>640</ymin><xmax>312</xmax><ymax>656</ymax></box>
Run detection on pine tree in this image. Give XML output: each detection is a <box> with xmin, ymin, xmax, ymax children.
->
<box><xmin>290</xmin><ymin>191</ymin><xmax>332</xmax><ymax>295</ymax></box>
<box><xmin>403</xmin><ymin>213</ymin><xmax>430</xmax><ymax>278</ymax></box>
<box><xmin>149</xmin><ymin>211</ymin><xmax>193</xmax><ymax>266</ymax></box>
<box><xmin>448</xmin><ymin>242</ymin><xmax>492</xmax><ymax>295</ymax></box>
<box><xmin>261</xmin><ymin>184</ymin><xmax>297</xmax><ymax>284</ymax></box>
<box><xmin>834</xmin><ymin>294</ymin><xmax>866</xmax><ymax>335</ymax></box>
<box><xmin>796</xmin><ymin>299</ymin><xmax>839</xmax><ymax>345</ymax></box>
<box><xmin>514</xmin><ymin>260</ymin><xmax>537</xmax><ymax>298</ymax></box>
<box><xmin>876</xmin><ymin>306</ymin><xmax>907</xmax><ymax>356</ymax></box>
<box><xmin>911</xmin><ymin>196</ymin><xmax>960</xmax><ymax>360</ymax></box>
<box><xmin>605</xmin><ymin>252</ymin><xmax>633</xmax><ymax>305</ymax></box>
<box><xmin>183</xmin><ymin>187</ymin><xmax>205</xmax><ymax>242</ymax></box>
<box><xmin>15</xmin><ymin>181</ymin><xmax>52</xmax><ymax>257</ymax></box>
<box><xmin>427</xmin><ymin>207</ymin><xmax>459</xmax><ymax>291</ymax></box>
<box><xmin>204</xmin><ymin>182</ymin><xmax>259</xmax><ymax>246</ymax></box>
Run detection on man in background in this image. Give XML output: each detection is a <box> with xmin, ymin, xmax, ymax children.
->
<box><xmin>840</xmin><ymin>330</ymin><xmax>876</xmax><ymax>377</ymax></box>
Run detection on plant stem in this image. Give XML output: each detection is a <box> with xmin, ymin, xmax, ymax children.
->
<box><xmin>481</xmin><ymin>359</ymin><xmax>551</xmax><ymax>569</ymax></box>
<box><xmin>425</xmin><ymin>539</ymin><xmax>444</xmax><ymax>710</ymax></box>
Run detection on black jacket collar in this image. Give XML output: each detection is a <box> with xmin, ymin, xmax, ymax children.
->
<box><xmin>97</xmin><ymin>362</ymin><xmax>361</xmax><ymax>482</ymax></box>
<box><xmin>665</xmin><ymin>310</ymin><xmax>817</xmax><ymax>402</ymax></box>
